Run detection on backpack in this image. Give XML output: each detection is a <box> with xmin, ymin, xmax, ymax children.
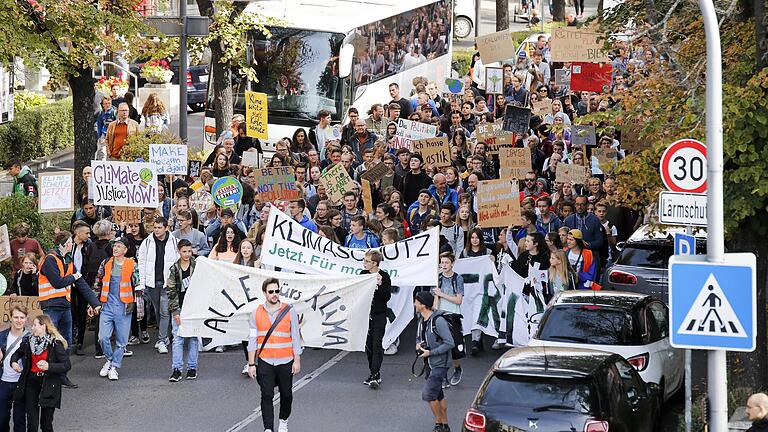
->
<box><xmin>431</xmin><ymin>312</ymin><xmax>466</xmax><ymax>360</ymax></box>
<box><xmin>85</xmin><ymin>240</ymin><xmax>112</xmax><ymax>283</ymax></box>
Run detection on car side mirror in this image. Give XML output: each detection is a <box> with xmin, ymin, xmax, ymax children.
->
<box><xmin>339</xmin><ymin>43</ymin><xmax>354</xmax><ymax>78</ymax></box>
<box><xmin>615</xmin><ymin>242</ymin><xmax>625</xmax><ymax>252</ymax></box>
<box><xmin>529</xmin><ymin>311</ymin><xmax>544</xmax><ymax>325</ymax></box>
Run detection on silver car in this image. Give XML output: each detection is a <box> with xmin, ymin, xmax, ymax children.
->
<box><xmin>601</xmin><ymin>225</ymin><xmax>706</xmax><ymax>304</ymax></box>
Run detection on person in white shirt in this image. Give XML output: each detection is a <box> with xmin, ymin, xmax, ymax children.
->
<box><xmin>0</xmin><ymin>305</ymin><xmax>28</xmax><ymax>431</ymax></box>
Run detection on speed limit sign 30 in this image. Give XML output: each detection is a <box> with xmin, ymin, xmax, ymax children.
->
<box><xmin>659</xmin><ymin>139</ymin><xmax>707</xmax><ymax>193</ymax></box>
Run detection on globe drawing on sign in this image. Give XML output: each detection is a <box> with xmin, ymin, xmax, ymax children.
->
<box><xmin>139</xmin><ymin>168</ymin><xmax>154</xmax><ymax>185</ymax></box>
<box><xmin>445</xmin><ymin>78</ymin><xmax>464</xmax><ymax>94</ymax></box>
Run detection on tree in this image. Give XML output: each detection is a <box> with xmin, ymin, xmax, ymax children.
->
<box><xmin>553</xmin><ymin>0</ymin><xmax>566</xmax><ymax>21</ymax></box>
<box><xmin>0</xmin><ymin>0</ymin><xmax>167</xmax><ymax>193</ymax></box>
<box><xmin>496</xmin><ymin>0</ymin><xmax>509</xmax><ymax>30</ymax></box>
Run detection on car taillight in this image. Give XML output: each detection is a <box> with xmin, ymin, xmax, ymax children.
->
<box><xmin>464</xmin><ymin>409</ymin><xmax>486</xmax><ymax>432</ymax></box>
<box><xmin>609</xmin><ymin>270</ymin><xmax>637</xmax><ymax>285</ymax></box>
<box><xmin>584</xmin><ymin>419</ymin><xmax>609</xmax><ymax>432</ymax></box>
<box><xmin>186</xmin><ymin>72</ymin><xmax>193</xmax><ymax>86</ymax></box>
<box><xmin>627</xmin><ymin>353</ymin><xmax>649</xmax><ymax>371</ymax></box>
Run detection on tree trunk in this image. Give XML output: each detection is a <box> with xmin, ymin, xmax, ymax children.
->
<box><xmin>496</xmin><ymin>0</ymin><xmax>509</xmax><ymax>31</ymax></box>
<box><xmin>69</xmin><ymin>69</ymin><xmax>96</xmax><ymax>200</ymax></box>
<box><xmin>597</xmin><ymin>0</ymin><xmax>604</xmax><ymax>20</ymax></box>
<box><xmin>553</xmin><ymin>0</ymin><xmax>566</xmax><ymax>21</ymax></box>
<box><xmin>644</xmin><ymin>0</ymin><xmax>658</xmax><ymax>25</ymax></box>
<box><xmin>756</xmin><ymin>0</ymin><xmax>767</xmax><ymax>70</ymax></box>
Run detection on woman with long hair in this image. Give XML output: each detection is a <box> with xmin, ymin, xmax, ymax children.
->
<box><xmin>566</xmin><ymin>229</ymin><xmax>598</xmax><ymax>290</ymax></box>
<box><xmin>389</xmin><ymin>201</ymin><xmax>411</xmax><ymax>238</ymax></box>
<box><xmin>291</xmin><ymin>128</ymin><xmax>312</xmax><ymax>154</ymax></box>
<box><xmin>444</xmin><ymin>166</ymin><xmax>464</xmax><ymax>194</ymax></box>
<box><xmin>375</xmin><ymin>203</ymin><xmax>404</xmax><ymax>240</ymax></box>
<box><xmin>211</xmin><ymin>152</ymin><xmax>232</xmax><ymax>178</ymax></box>
<box><xmin>234</xmin><ymin>238</ymin><xmax>257</xmax><ymax>268</ymax></box>
<box><xmin>459</xmin><ymin>227</ymin><xmax>493</xmax><ymax>259</ymax></box>
<box><xmin>326</xmin><ymin>209</ymin><xmax>348</xmax><ymax>244</ymax></box>
<box><xmin>492</xmin><ymin>94</ymin><xmax>507</xmax><ymax>120</ymax></box>
<box><xmin>317</xmin><ymin>226</ymin><xmax>340</xmax><ymax>244</ymax></box>
<box><xmin>313</xmin><ymin>200</ymin><xmax>331</xmax><ymax>227</ymax></box>
<box><xmin>11</xmin><ymin>315</ymin><xmax>70</xmax><ymax>432</ymax></box>
<box><xmin>455</xmin><ymin>204</ymin><xmax>475</xmax><ymax>237</ymax></box>
<box><xmin>510</xmin><ymin>232</ymin><xmax>551</xmax><ymax>313</ymax></box>
<box><xmin>141</xmin><ymin>93</ymin><xmax>170</xmax><ymax>132</ymax></box>
<box><xmin>545</xmin><ymin>232</ymin><xmax>564</xmax><ymax>254</ymax></box>
<box><xmin>9</xmin><ymin>252</ymin><xmax>39</xmax><ymax>296</ymax></box>
<box><xmin>209</xmin><ymin>225</ymin><xmax>241</xmax><ymax>262</ymax></box>
<box><xmin>548</xmin><ymin>249</ymin><xmax>576</xmax><ymax>303</ymax></box>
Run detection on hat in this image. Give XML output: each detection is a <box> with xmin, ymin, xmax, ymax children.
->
<box><xmin>111</xmin><ymin>237</ymin><xmax>129</xmax><ymax>247</ymax></box>
<box><xmin>415</xmin><ymin>291</ymin><xmax>434</xmax><ymax>309</ymax></box>
<box><xmin>418</xmin><ymin>188</ymin><xmax>432</xmax><ymax>198</ymax></box>
<box><xmin>569</xmin><ymin>229</ymin><xmax>583</xmax><ymax>240</ymax></box>
<box><xmin>420</xmin><ymin>103</ymin><xmax>432</xmax><ymax>111</ymax></box>
<box><xmin>221</xmin><ymin>208</ymin><xmax>235</xmax><ymax>218</ymax></box>
<box><xmin>518</xmin><ymin>51</ymin><xmax>527</xmax><ymax>58</ymax></box>
<box><xmin>411</xmin><ymin>153</ymin><xmax>423</xmax><ymax>164</ymax></box>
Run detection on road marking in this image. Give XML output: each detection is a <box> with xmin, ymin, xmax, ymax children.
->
<box><xmin>226</xmin><ymin>351</ymin><xmax>349</xmax><ymax>432</ymax></box>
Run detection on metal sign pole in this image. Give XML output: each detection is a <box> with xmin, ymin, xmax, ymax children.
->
<box><xmin>685</xmin><ymin>226</ymin><xmax>694</xmax><ymax>432</ymax></box>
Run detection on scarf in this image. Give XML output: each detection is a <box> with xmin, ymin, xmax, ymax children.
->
<box><xmin>30</xmin><ymin>334</ymin><xmax>53</xmax><ymax>356</ymax></box>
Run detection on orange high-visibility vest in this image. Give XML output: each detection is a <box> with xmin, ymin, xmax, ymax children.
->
<box><xmin>255</xmin><ymin>304</ymin><xmax>294</xmax><ymax>361</ymax></box>
<box><xmin>100</xmin><ymin>258</ymin><xmax>136</xmax><ymax>304</ymax></box>
<box><xmin>38</xmin><ymin>254</ymin><xmax>73</xmax><ymax>302</ymax></box>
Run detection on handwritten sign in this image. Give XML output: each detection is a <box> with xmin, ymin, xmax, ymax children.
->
<box><xmin>320</xmin><ymin>163</ymin><xmax>355</xmax><ymax>203</ymax></box>
<box><xmin>485</xmin><ymin>67</ymin><xmax>504</xmax><ymax>94</ymax></box>
<box><xmin>149</xmin><ymin>144</ymin><xmax>188</xmax><ymax>175</ymax></box>
<box><xmin>360</xmin><ymin>162</ymin><xmax>391</xmax><ymax>183</ymax></box>
<box><xmin>91</xmin><ymin>161</ymin><xmax>158</xmax><ymax>208</ymax></box>
<box><xmin>532</xmin><ymin>100</ymin><xmax>552</xmax><ymax>118</ymax></box>
<box><xmin>361</xmin><ymin>179</ymin><xmax>373</xmax><ymax>214</ymax></box>
<box><xmin>593</xmin><ymin>148</ymin><xmax>619</xmax><ymax>173</ymax></box>
<box><xmin>38</xmin><ymin>171</ymin><xmax>74</xmax><ymax>213</ymax></box>
<box><xmin>0</xmin><ymin>225</ymin><xmax>9</xmax><ymax>263</ymax></box>
<box><xmin>550</xmin><ymin>27</ymin><xmax>610</xmax><ymax>63</ymax></box>
<box><xmin>556</xmin><ymin>163</ymin><xmax>590</xmax><ymax>184</ymax></box>
<box><xmin>476</xmin><ymin>29</ymin><xmax>516</xmax><ymax>64</ymax></box>
<box><xmin>245</xmin><ymin>91</ymin><xmax>268</xmax><ymax>140</ymax></box>
<box><xmin>241</xmin><ymin>151</ymin><xmax>261</xmax><ymax>167</ymax></box>
<box><xmin>477</xmin><ymin>179</ymin><xmax>521</xmax><ymax>227</ymax></box>
<box><xmin>188</xmin><ymin>160</ymin><xmax>202</xmax><ymax>178</ymax></box>
<box><xmin>571</xmin><ymin>125</ymin><xmax>597</xmax><ymax>147</ymax></box>
<box><xmin>499</xmin><ymin>147</ymin><xmax>532</xmax><ymax>179</ymax></box>
<box><xmin>112</xmin><ymin>206</ymin><xmax>142</xmax><ymax>224</ymax></box>
<box><xmin>477</xmin><ymin>120</ymin><xmax>515</xmax><ymax>154</ymax></box>
<box><xmin>211</xmin><ymin>176</ymin><xmax>243</xmax><ymax>209</ymax></box>
<box><xmin>0</xmin><ymin>296</ymin><xmax>43</xmax><ymax>331</ymax></box>
<box><xmin>412</xmin><ymin>136</ymin><xmax>451</xmax><ymax>167</ymax></box>
<box><xmin>252</xmin><ymin>166</ymin><xmax>299</xmax><ymax>202</ymax></box>
<box><xmin>189</xmin><ymin>189</ymin><xmax>213</xmax><ymax>213</ymax></box>
<box><xmin>502</xmin><ymin>105</ymin><xmax>532</xmax><ymax>135</ymax></box>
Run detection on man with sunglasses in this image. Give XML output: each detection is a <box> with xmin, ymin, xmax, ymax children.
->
<box><xmin>247</xmin><ymin>278</ymin><xmax>302</xmax><ymax>432</ymax></box>
<box><xmin>519</xmin><ymin>171</ymin><xmax>549</xmax><ymax>201</ymax></box>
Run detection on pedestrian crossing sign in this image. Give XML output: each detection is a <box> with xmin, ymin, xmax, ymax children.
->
<box><xmin>669</xmin><ymin>253</ymin><xmax>756</xmax><ymax>351</ymax></box>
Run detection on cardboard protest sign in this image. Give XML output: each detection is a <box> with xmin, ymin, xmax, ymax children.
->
<box><xmin>252</xmin><ymin>166</ymin><xmax>299</xmax><ymax>202</ymax></box>
<box><xmin>393</xmin><ymin>118</ymin><xmax>436</xmax><ymax>150</ymax></box>
<box><xmin>90</xmin><ymin>161</ymin><xmax>158</xmax><ymax>208</ymax></box>
<box><xmin>593</xmin><ymin>148</ymin><xmax>619</xmax><ymax>173</ymax></box>
<box><xmin>477</xmin><ymin>179</ymin><xmax>522</xmax><ymax>227</ymax></box>
<box><xmin>112</xmin><ymin>207</ymin><xmax>142</xmax><ymax>224</ymax></box>
<box><xmin>361</xmin><ymin>179</ymin><xmax>373</xmax><ymax>214</ymax></box>
<box><xmin>485</xmin><ymin>67</ymin><xmax>504</xmax><ymax>94</ymax></box>
<box><xmin>211</xmin><ymin>176</ymin><xmax>243</xmax><ymax>209</ymax></box>
<box><xmin>571</xmin><ymin>125</ymin><xmax>597</xmax><ymax>147</ymax></box>
<box><xmin>532</xmin><ymin>100</ymin><xmax>552</xmax><ymax>118</ymax></box>
<box><xmin>149</xmin><ymin>144</ymin><xmax>188</xmax><ymax>175</ymax></box>
<box><xmin>570</xmin><ymin>62</ymin><xmax>612</xmax><ymax>93</ymax></box>
<box><xmin>412</xmin><ymin>136</ymin><xmax>451</xmax><ymax>167</ymax></box>
<box><xmin>0</xmin><ymin>296</ymin><xmax>42</xmax><ymax>331</ymax></box>
<box><xmin>241</xmin><ymin>150</ymin><xmax>261</xmax><ymax>167</ymax></box>
<box><xmin>38</xmin><ymin>171</ymin><xmax>74</xmax><ymax>213</ymax></box>
<box><xmin>550</xmin><ymin>27</ymin><xmax>610</xmax><ymax>63</ymax></box>
<box><xmin>502</xmin><ymin>105</ymin><xmax>532</xmax><ymax>135</ymax></box>
<box><xmin>189</xmin><ymin>190</ymin><xmax>213</xmax><ymax>214</ymax></box>
<box><xmin>556</xmin><ymin>163</ymin><xmax>591</xmax><ymax>184</ymax></box>
<box><xmin>0</xmin><ymin>225</ymin><xmax>9</xmax><ymax>263</ymax></box>
<box><xmin>555</xmin><ymin>68</ymin><xmax>571</xmax><ymax>86</ymax></box>
<box><xmin>476</xmin><ymin>29</ymin><xmax>516</xmax><ymax>64</ymax></box>
<box><xmin>320</xmin><ymin>163</ymin><xmax>355</xmax><ymax>203</ymax></box>
<box><xmin>360</xmin><ymin>162</ymin><xmax>391</xmax><ymax>183</ymax></box>
<box><xmin>245</xmin><ymin>91</ymin><xmax>268</xmax><ymax>140</ymax></box>
<box><xmin>498</xmin><ymin>147</ymin><xmax>532</xmax><ymax>179</ymax></box>
<box><xmin>188</xmin><ymin>160</ymin><xmax>202</xmax><ymax>178</ymax></box>
<box><xmin>477</xmin><ymin>120</ymin><xmax>516</xmax><ymax>154</ymax></box>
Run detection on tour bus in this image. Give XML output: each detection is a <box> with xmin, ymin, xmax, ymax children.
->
<box><xmin>204</xmin><ymin>0</ymin><xmax>454</xmax><ymax>156</ymax></box>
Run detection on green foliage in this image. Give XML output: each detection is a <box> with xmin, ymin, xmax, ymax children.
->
<box><xmin>0</xmin><ymin>98</ymin><xmax>73</xmax><ymax>166</ymax></box>
<box><xmin>119</xmin><ymin>131</ymin><xmax>185</xmax><ymax>162</ymax></box>
<box><xmin>453</xmin><ymin>49</ymin><xmax>474</xmax><ymax>76</ymax></box>
<box><xmin>13</xmin><ymin>91</ymin><xmax>48</xmax><ymax>113</ymax></box>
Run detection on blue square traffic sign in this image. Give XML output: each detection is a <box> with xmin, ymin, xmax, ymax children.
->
<box><xmin>674</xmin><ymin>233</ymin><xmax>696</xmax><ymax>256</ymax></box>
<box><xmin>669</xmin><ymin>253</ymin><xmax>756</xmax><ymax>351</ymax></box>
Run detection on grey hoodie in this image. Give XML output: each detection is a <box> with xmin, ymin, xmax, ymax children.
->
<box><xmin>416</xmin><ymin>309</ymin><xmax>455</xmax><ymax>369</ymax></box>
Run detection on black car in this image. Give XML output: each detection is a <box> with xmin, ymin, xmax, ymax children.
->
<box><xmin>128</xmin><ymin>60</ymin><xmax>209</xmax><ymax>112</ymax></box>
<box><xmin>463</xmin><ymin>347</ymin><xmax>661</xmax><ymax>432</ymax></box>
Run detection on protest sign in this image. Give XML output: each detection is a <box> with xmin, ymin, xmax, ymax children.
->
<box><xmin>554</xmin><ymin>68</ymin><xmax>571</xmax><ymax>86</ymax></box>
<box><xmin>188</xmin><ymin>160</ymin><xmax>202</xmax><ymax>178</ymax></box>
<box><xmin>189</xmin><ymin>189</ymin><xmax>213</xmax><ymax>214</ymax></box>
<box><xmin>485</xmin><ymin>67</ymin><xmax>504</xmax><ymax>94</ymax></box>
<box><xmin>0</xmin><ymin>225</ymin><xmax>9</xmax><ymax>263</ymax></box>
<box><xmin>90</xmin><ymin>161</ymin><xmax>158</xmax><ymax>207</ymax></box>
<box><xmin>320</xmin><ymin>163</ymin><xmax>355</xmax><ymax>203</ymax></box>
<box><xmin>476</xmin><ymin>179</ymin><xmax>521</xmax><ymax>227</ymax></box>
<box><xmin>211</xmin><ymin>176</ymin><xmax>243</xmax><ymax>209</ymax></box>
<box><xmin>477</xmin><ymin>120</ymin><xmax>515</xmax><ymax>154</ymax></box>
<box><xmin>245</xmin><ymin>91</ymin><xmax>268</xmax><ymax>140</ymax></box>
<box><xmin>502</xmin><ymin>105</ymin><xmax>531</xmax><ymax>135</ymax></box>
<box><xmin>412</xmin><ymin>136</ymin><xmax>451</xmax><ymax>167</ymax></box>
<box><xmin>0</xmin><ymin>296</ymin><xmax>42</xmax><ymax>331</ymax></box>
<box><xmin>178</xmin><ymin>258</ymin><xmax>376</xmax><ymax>351</ymax></box>
<box><xmin>395</xmin><ymin>118</ymin><xmax>437</xmax><ymax>151</ymax></box>
<box><xmin>454</xmin><ymin>256</ymin><xmax>502</xmax><ymax>337</ymax></box>
<box><xmin>550</xmin><ymin>27</ymin><xmax>610</xmax><ymax>63</ymax></box>
<box><xmin>112</xmin><ymin>207</ymin><xmax>142</xmax><ymax>224</ymax></box>
<box><xmin>241</xmin><ymin>151</ymin><xmax>261</xmax><ymax>168</ymax></box>
<box><xmin>38</xmin><ymin>171</ymin><xmax>74</xmax><ymax>213</ymax></box>
<box><xmin>360</xmin><ymin>162</ymin><xmax>391</xmax><ymax>183</ymax></box>
<box><xmin>531</xmin><ymin>100</ymin><xmax>552</xmax><ymax>118</ymax></box>
<box><xmin>556</xmin><ymin>163</ymin><xmax>591</xmax><ymax>184</ymax></box>
<box><xmin>361</xmin><ymin>179</ymin><xmax>373</xmax><ymax>214</ymax></box>
<box><xmin>262</xmin><ymin>208</ymin><xmax>440</xmax><ymax>286</ymax></box>
<box><xmin>593</xmin><ymin>148</ymin><xmax>619</xmax><ymax>173</ymax></box>
<box><xmin>149</xmin><ymin>144</ymin><xmax>188</xmax><ymax>175</ymax></box>
<box><xmin>571</xmin><ymin>125</ymin><xmax>597</xmax><ymax>147</ymax></box>
<box><xmin>570</xmin><ymin>62</ymin><xmax>612</xmax><ymax>93</ymax></box>
<box><xmin>252</xmin><ymin>166</ymin><xmax>299</xmax><ymax>202</ymax></box>
<box><xmin>498</xmin><ymin>147</ymin><xmax>531</xmax><ymax>179</ymax></box>
<box><xmin>476</xmin><ymin>29</ymin><xmax>516</xmax><ymax>64</ymax></box>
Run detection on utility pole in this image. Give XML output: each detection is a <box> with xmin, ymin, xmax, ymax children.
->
<box><xmin>496</xmin><ymin>0</ymin><xmax>509</xmax><ymax>30</ymax></box>
<box><xmin>179</xmin><ymin>0</ymin><xmax>188</xmax><ymax>142</ymax></box>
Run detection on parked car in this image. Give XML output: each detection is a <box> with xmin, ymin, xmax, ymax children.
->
<box><xmin>128</xmin><ymin>60</ymin><xmax>209</xmax><ymax>112</ymax></box>
<box><xmin>454</xmin><ymin>0</ymin><xmax>475</xmax><ymax>39</ymax></box>
<box><xmin>463</xmin><ymin>347</ymin><xmax>662</xmax><ymax>432</ymax></box>
<box><xmin>529</xmin><ymin>290</ymin><xmax>684</xmax><ymax>401</ymax></box>
<box><xmin>601</xmin><ymin>224</ymin><xmax>707</xmax><ymax>303</ymax></box>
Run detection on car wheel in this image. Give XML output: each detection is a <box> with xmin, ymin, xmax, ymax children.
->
<box><xmin>188</xmin><ymin>102</ymin><xmax>205</xmax><ymax>112</ymax></box>
<box><xmin>454</xmin><ymin>16</ymin><xmax>473</xmax><ymax>39</ymax></box>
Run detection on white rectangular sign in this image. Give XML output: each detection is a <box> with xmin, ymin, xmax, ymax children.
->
<box><xmin>38</xmin><ymin>172</ymin><xmax>75</xmax><ymax>213</ymax></box>
<box><xmin>658</xmin><ymin>191</ymin><xmax>707</xmax><ymax>227</ymax></box>
<box><xmin>149</xmin><ymin>144</ymin><xmax>188</xmax><ymax>175</ymax></box>
<box><xmin>90</xmin><ymin>160</ymin><xmax>159</xmax><ymax>207</ymax></box>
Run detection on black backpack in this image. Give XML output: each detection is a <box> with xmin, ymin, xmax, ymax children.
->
<box><xmin>431</xmin><ymin>312</ymin><xmax>466</xmax><ymax>360</ymax></box>
<box><xmin>85</xmin><ymin>240</ymin><xmax>112</xmax><ymax>283</ymax></box>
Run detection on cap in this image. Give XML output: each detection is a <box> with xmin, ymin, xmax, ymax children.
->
<box><xmin>415</xmin><ymin>291</ymin><xmax>434</xmax><ymax>309</ymax></box>
<box><xmin>411</xmin><ymin>153</ymin><xmax>424</xmax><ymax>164</ymax></box>
<box><xmin>518</xmin><ymin>51</ymin><xmax>528</xmax><ymax>58</ymax></box>
<box><xmin>569</xmin><ymin>229</ymin><xmax>583</xmax><ymax>240</ymax></box>
<box><xmin>221</xmin><ymin>208</ymin><xmax>235</xmax><ymax>218</ymax></box>
<box><xmin>420</xmin><ymin>103</ymin><xmax>432</xmax><ymax>111</ymax></box>
<box><xmin>111</xmin><ymin>237</ymin><xmax>129</xmax><ymax>247</ymax></box>
<box><xmin>418</xmin><ymin>188</ymin><xmax>432</xmax><ymax>198</ymax></box>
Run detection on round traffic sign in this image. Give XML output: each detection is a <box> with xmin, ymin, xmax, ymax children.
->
<box><xmin>660</xmin><ymin>139</ymin><xmax>707</xmax><ymax>193</ymax></box>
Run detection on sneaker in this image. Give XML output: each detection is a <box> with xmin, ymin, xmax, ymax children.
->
<box><xmin>443</xmin><ymin>425</ymin><xmax>451</xmax><ymax>432</ymax></box>
<box><xmin>278</xmin><ymin>419</ymin><xmax>288</xmax><ymax>432</ymax></box>
<box><xmin>127</xmin><ymin>336</ymin><xmax>140</xmax><ymax>346</ymax></box>
<box><xmin>383</xmin><ymin>344</ymin><xmax>398</xmax><ymax>355</ymax></box>
<box><xmin>442</xmin><ymin>377</ymin><xmax>451</xmax><ymax>389</ymax></box>
<box><xmin>433</xmin><ymin>424</ymin><xmax>443</xmax><ymax>432</ymax></box>
<box><xmin>491</xmin><ymin>339</ymin><xmax>505</xmax><ymax>350</ymax></box>
<box><xmin>74</xmin><ymin>344</ymin><xmax>84</xmax><ymax>356</ymax></box>
<box><xmin>99</xmin><ymin>361</ymin><xmax>112</xmax><ymax>377</ymax></box>
<box><xmin>141</xmin><ymin>331</ymin><xmax>151</xmax><ymax>344</ymax></box>
<box><xmin>61</xmin><ymin>376</ymin><xmax>78</xmax><ymax>389</ymax></box>
<box><xmin>108</xmin><ymin>367</ymin><xmax>119</xmax><ymax>381</ymax></box>
<box><xmin>215</xmin><ymin>346</ymin><xmax>225</xmax><ymax>353</ymax></box>
<box><xmin>370</xmin><ymin>373</ymin><xmax>381</xmax><ymax>390</ymax></box>
<box><xmin>154</xmin><ymin>340</ymin><xmax>162</xmax><ymax>349</ymax></box>
<box><xmin>186</xmin><ymin>369</ymin><xmax>197</xmax><ymax>380</ymax></box>
<box><xmin>470</xmin><ymin>340</ymin><xmax>481</xmax><ymax>356</ymax></box>
<box><xmin>450</xmin><ymin>366</ymin><xmax>463</xmax><ymax>386</ymax></box>
<box><xmin>157</xmin><ymin>342</ymin><xmax>168</xmax><ymax>354</ymax></box>
<box><xmin>363</xmin><ymin>374</ymin><xmax>375</xmax><ymax>386</ymax></box>
<box><xmin>123</xmin><ymin>350</ymin><xmax>133</xmax><ymax>357</ymax></box>
<box><xmin>242</xmin><ymin>364</ymin><xmax>250</xmax><ymax>375</ymax></box>
<box><xmin>169</xmin><ymin>369</ymin><xmax>182</xmax><ymax>382</ymax></box>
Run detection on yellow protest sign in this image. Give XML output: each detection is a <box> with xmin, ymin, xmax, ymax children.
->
<box><xmin>477</xmin><ymin>179</ymin><xmax>522</xmax><ymax>228</ymax></box>
<box><xmin>245</xmin><ymin>91</ymin><xmax>268</xmax><ymax>140</ymax></box>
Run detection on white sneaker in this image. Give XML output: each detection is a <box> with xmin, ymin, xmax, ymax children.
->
<box><xmin>99</xmin><ymin>361</ymin><xmax>112</xmax><ymax>377</ymax></box>
<box><xmin>108</xmin><ymin>367</ymin><xmax>119</xmax><ymax>381</ymax></box>
<box><xmin>384</xmin><ymin>344</ymin><xmax>398</xmax><ymax>355</ymax></box>
<box><xmin>242</xmin><ymin>364</ymin><xmax>249</xmax><ymax>375</ymax></box>
<box><xmin>157</xmin><ymin>342</ymin><xmax>168</xmax><ymax>354</ymax></box>
<box><xmin>278</xmin><ymin>419</ymin><xmax>288</xmax><ymax>432</ymax></box>
<box><xmin>154</xmin><ymin>340</ymin><xmax>162</xmax><ymax>349</ymax></box>
<box><xmin>215</xmin><ymin>346</ymin><xmax>225</xmax><ymax>353</ymax></box>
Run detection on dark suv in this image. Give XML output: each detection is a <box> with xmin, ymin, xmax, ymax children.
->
<box><xmin>463</xmin><ymin>347</ymin><xmax>661</xmax><ymax>432</ymax></box>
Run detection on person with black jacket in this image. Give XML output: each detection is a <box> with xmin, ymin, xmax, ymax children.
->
<box><xmin>360</xmin><ymin>250</ymin><xmax>392</xmax><ymax>390</ymax></box>
<box><xmin>746</xmin><ymin>393</ymin><xmax>768</xmax><ymax>432</ymax></box>
<box><xmin>0</xmin><ymin>304</ymin><xmax>28</xmax><ymax>432</ymax></box>
<box><xmin>398</xmin><ymin>153</ymin><xmax>432</xmax><ymax>207</ymax></box>
<box><xmin>10</xmin><ymin>315</ymin><xmax>71</xmax><ymax>432</ymax></box>
<box><xmin>9</xmin><ymin>253</ymin><xmax>38</xmax><ymax>297</ymax></box>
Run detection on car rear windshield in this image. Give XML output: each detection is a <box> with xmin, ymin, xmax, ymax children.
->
<box><xmin>537</xmin><ymin>305</ymin><xmax>640</xmax><ymax>345</ymax></box>
<box><xmin>616</xmin><ymin>242</ymin><xmax>673</xmax><ymax>269</ymax></box>
<box><xmin>481</xmin><ymin>374</ymin><xmax>597</xmax><ymax>414</ymax></box>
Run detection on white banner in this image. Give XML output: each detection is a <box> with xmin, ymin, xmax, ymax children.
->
<box><xmin>262</xmin><ymin>209</ymin><xmax>440</xmax><ymax>286</ymax></box>
<box><xmin>382</xmin><ymin>284</ymin><xmax>415</xmax><ymax>349</ymax></box>
<box><xmin>179</xmin><ymin>258</ymin><xmax>377</xmax><ymax>352</ymax></box>
<box><xmin>90</xmin><ymin>161</ymin><xmax>159</xmax><ymax>207</ymax></box>
<box><xmin>454</xmin><ymin>256</ymin><xmax>502</xmax><ymax>338</ymax></box>
<box><xmin>149</xmin><ymin>144</ymin><xmax>188</xmax><ymax>175</ymax></box>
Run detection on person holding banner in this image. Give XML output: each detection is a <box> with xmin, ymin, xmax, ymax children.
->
<box><xmin>361</xmin><ymin>250</ymin><xmax>391</xmax><ymax>390</ymax></box>
<box><xmin>247</xmin><ymin>278</ymin><xmax>301</xmax><ymax>432</ymax></box>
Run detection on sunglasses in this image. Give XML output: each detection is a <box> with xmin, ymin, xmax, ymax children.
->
<box><xmin>266</xmin><ymin>289</ymin><xmax>279</xmax><ymax>295</ymax></box>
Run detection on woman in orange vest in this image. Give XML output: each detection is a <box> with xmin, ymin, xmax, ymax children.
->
<box><xmin>247</xmin><ymin>278</ymin><xmax>301</xmax><ymax>432</ymax></box>
<box><xmin>92</xmin><ymin>238</ymin><xmax>140</xmax><ymax>381</ymax></box>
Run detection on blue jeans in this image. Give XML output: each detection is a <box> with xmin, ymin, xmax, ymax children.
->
<box><xmin>171</xmin><ymin>319</ymin><xmax>199</xmax><ymax>371</ymax></box>
<box><xmin>99</xmin><ymin>304</ymin><xmax>132</xmax><ymax>369</ymax></box>
<box><xmin>146</xmin><ymin>286</ymin><xmax>170</xmax><ymax>344</ymax></box>
<box><xmin>0</xmin><ymin>380</ymin><xmax>25</xmax><ymax>432</ymax></box>
<box><xmin>42</xmin><ymin>308</ymin><xmax>72</xmax><ymax>352</ymax></box>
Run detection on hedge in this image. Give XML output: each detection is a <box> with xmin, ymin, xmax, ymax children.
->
<box><xmin>0</xmin><ymin>97</ymin><xmax>74</xmax><ymax>166</ymax></box>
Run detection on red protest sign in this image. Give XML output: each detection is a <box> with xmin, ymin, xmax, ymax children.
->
<box><xmin>569</xmin><ymin>62</ymin><xmax>612</xmax><ymax>93</ymax></box>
